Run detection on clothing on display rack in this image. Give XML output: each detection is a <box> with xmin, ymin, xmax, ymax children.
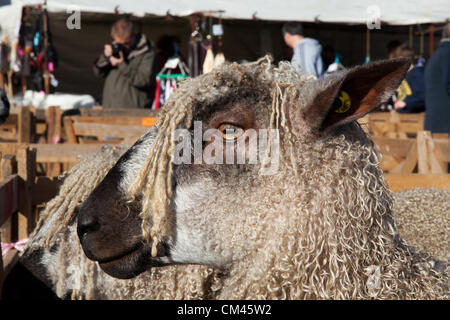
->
<box><xmin>152</xmin><ymin>57</ymin><xmax>189</xmax><ymax>110</ymax></box>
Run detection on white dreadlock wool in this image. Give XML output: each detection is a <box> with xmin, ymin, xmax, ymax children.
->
<box><xmin>21</xmin><ymin>145</ymin><xmax>223</xmax><ymax>299</ymax></box>
<box><xmin>21</xmin><ymin>58</ymin><xmax>449</xmax><ymax>300</ymax></box>
<box><xmin>127</xmin><ymin>57</ymin><xmax>309</xmax><ymax>256</ymax></box>
<box><xmin>123</xmin><ymin>57</ymin><xmax>448</xmax><ymax>299</ymax></box>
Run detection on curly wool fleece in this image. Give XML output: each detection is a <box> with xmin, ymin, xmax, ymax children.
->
<box><xmin>21</xmin><ymin>146</ymin><xmax>222</xmax><ymax>300</ymax></box>
<box><xmin>124</xmin><ymin>58</ymin><xmax>448</xmax><ymax>299</ymax></box>
<box><xmin>22</xmin><ymin>143</ymin><xmax>448</xmax><ymax>299</ymax></box>
<box><xmin>24</xmin><ymin>58</ymin><xmax>449</xmax><ymax>299</ymax></box>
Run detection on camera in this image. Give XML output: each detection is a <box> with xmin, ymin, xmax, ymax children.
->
<box><xmin>111</xmin><ymin>43</ymin><xmax>125</xmax><ymax>58</ymax></box>
<box><xmin>94</xmin><ymin>42</ymin><xmax>125</xmax><ymax>72</ymax></box>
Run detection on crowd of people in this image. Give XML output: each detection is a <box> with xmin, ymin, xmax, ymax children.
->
<box><xmin>36</xmin><ymin>18</ymin><xmax>446</xmax><ymax>136</ymax></box>
<box><xmin>282</xmin><ymin>21</ymin><xmax>450</xmax><ymax>134</ymax></box>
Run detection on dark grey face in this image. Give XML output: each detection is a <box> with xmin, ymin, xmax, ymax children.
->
<box><xmin>77</xmin><ymin>129</ymin><xmax>167</xmax><ymax>278</ymax></box>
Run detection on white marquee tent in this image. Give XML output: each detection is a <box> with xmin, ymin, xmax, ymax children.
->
<box><xmin>19</xmin><ymin>0</ymin><xmax>450</xmax><ymax>24</ymax></box>
<box><xmin>0</xmin><ymin>0</ymin><xmax>448</xmax><ymax>98</ymax></box>
<box><xmin>1</xmin><ymin>0</ymin><xmax>449</xmax><ymax>42</ymax></box>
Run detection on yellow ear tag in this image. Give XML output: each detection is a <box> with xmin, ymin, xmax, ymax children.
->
<box><xmin>334</xmin><ymin>91</ymin><xmax>351</xmax><ymax>113</ymax></box>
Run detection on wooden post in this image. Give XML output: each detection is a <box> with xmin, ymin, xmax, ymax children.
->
<box><xmin>391</xmin><ymin>142</ymin><xmax>418</xmax><ymax>174</ymax></box>
<box><xmin>18</xmin><ymin>106</ymin><xmax>35</xmax><ymax>143</ymax></box>
<box><xmin>64</xmin><ymin>117</ymin><xmax>78</xmax><ymax>144</ymax></box>
<box><xmin>429</xmin><ymin>24</ymin><xmax>435</xmax><ymax>57</ymax></box>
<box><xmin>46</xmin><ymin>106</ymin><xmax>62</xmax><ymax>176</ymax></box>
<box><xmin>17</xmin><ymin>146</ymin><xmax>37</xmax><ymax>239</ymax></box>
<box><xmin>0</xmin><ymin>154</ymin><xmax>17</xmax><ymax>243</ymax></box>
<box><xmin>417</xmin><ymin>131</ymin><xmax>430</xmax><ymax>173</ymax></box>
<box><xmin>416</xmin><ymin>131</ymin><xmax>446</xmax><ymax>174</ymax></box>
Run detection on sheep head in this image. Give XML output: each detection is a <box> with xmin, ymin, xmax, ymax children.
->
<box><xmin>77</xmin><ymin>58</ymin><xmax>410</xmax><ymax>285</ymax></box>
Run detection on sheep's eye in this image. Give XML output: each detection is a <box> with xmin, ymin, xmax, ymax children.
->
<box><xmin>218</xmin><ymin>123</ymin><xmax>244</xmax><ymax>140</ymax></box>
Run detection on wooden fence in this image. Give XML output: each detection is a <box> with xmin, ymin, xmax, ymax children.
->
<box><xmin>373</xmin><ymin>131</ymin><xmax>450</xmax><ymax>191</ymax></box>
<box><xmin>0</xmin><ymin>143</ymin><xmax>106</xmax><ymax>291</ymax></box>
<box><xmin>0</xmin><ymin>146</ymin><xmax>43</xmax><ymax>291</ymax></box>
<box><xmin>64</xmin><ymin>116</ymin><xmax>155</xmax><ymax>145</ymax></box>
<box><xmin>359</xmin><ymin>111</ymin><xmax>424</xmax><ymax>138</ymax></box>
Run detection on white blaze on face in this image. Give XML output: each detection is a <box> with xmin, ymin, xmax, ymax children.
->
<box><xmin>118</xmin><ymin>128</ymin><xmax>158</xmax><ymax>194</ymax></box>
<box><xmin>169</xmin><ymin>180</ymin><xmax>231</xmax><ymax>268</ymax></box>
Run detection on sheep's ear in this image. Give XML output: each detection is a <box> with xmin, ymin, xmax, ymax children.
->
<box><xmin>301</xmin><ymin>58</ymin><xmax>410</xmax><ymax>133</ymax></box>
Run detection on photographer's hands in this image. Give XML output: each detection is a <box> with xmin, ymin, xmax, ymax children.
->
<box><xmin>110</xmin><ymin>51</ymin><xmax>124</xmax><ymax>67</ymax></box>
<box><xmin>104</xmin><ymin>44</ymin><xmax>113</xmax><ymax>57</ymax></box>
<box><xmin>104</xmin><ymin>44</ymin><xmax>124</xmax><ymax>67</ymax></box>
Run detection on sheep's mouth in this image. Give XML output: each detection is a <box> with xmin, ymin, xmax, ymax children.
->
<box><xmin>96</xmin><ymin>242</ymin><xmax>144</xmax><ymax>264</ymax></box>
<box><xmin>96</xmin><ymin>242</ymin><xmax>167</xmax><ymax>279</ymax></box>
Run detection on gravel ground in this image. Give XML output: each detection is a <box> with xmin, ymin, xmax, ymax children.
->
<box><xmin>393</xmin><ymin>188</ymin><xmax>450</xmax><ymax>262</ymax></box>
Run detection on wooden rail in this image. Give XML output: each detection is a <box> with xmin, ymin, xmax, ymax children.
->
<box><xmin>0</xmin><ymin>107</ymin><xmax>36</xmax><ymax>143</ymax></box>
<box><xmin>373</xmin><ymin>131</ymin><xmax>450</xmax><ymax>174</ymax></box>
<box><xmin>359</xmin><ymin>111</ymin><xmax>424</xmax><ymax>138</ymax></box>
<box><xmin>0</xmin><ymin>143</ymin><xmax>104</xmax><ymax>165</ymax></box>
<box><xmin>372</xmin><ymin>130</ymin><xmax>450</xmax><ymax>191</ymax></box>
<box><xmin>0</xmin><ymin>147</ymin><xmax>39</xmax><ymax>290</ymax></box>
<box><xmin>385</xmin><ymin>174</ymin><xmax>450</xmax><ymax>191</ymax></box>
<box><xmin>79</xmin><ymin>106</ymin><xmax>160</xmax><ymax>117</ymax></box>
<box><xmin>64</xmin><ymin>115</ymin><xmax>156</xmax><ymax>145</ymax></box>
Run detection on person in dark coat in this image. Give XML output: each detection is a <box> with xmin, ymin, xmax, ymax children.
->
<box><xmin>424</xmin><ymin>23</ymin><xmax>450</xmax><ymax>134</ymax></box>
<box><xmin>0</xmin><ymin>88</ymin><xmax>10</xmax><ymax>125</ymax></box>
<box><xmin>93</xmin><ymin>19</ymin><xmax>155</xmax><ymax>109</ymax></box>
<box><xmin>391</xmin><ymin>44</ymin><xmax>426</xmax><ymax>113</ymax></box>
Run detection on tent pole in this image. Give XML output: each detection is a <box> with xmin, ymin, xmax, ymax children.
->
<box><xmin>365</xmin><ymin>28</ymin><xmax>370</xmax><ymax>63</ymax></box>
<box><xmin>409</xmin><ymin>25</ymin><xmax>413</xmax><ymax>48</ymax></box>
<box><xmin>428</xmin><ymin>24</ymin><xmax>435</xmax><ymax>57</ymax></box>
<box><xmin>420</xmin><ymin>33</ymin><xmax>424</xmax><ymax>57</ymax></box>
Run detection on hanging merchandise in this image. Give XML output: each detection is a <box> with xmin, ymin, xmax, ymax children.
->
<box><xmin>202</xmin><ymin>45</ymin><xmax>214</xmax><ymax>74</ymax></box>
<box><xmin>201</xmin><ymin>15</ymin><xmax>226</xmax><ymax>74</ymax></box>
<box><xmin>153</xmin><ymin>78</ymin><xmax>162</xmax><ymax>110</ymax></box>
<box><xmin>188</xmin><ymin>16</ymin><xmax>205</xmax><ymax>78</ymax></box>
<box><xmin>202</xmin><ymin>16</ymin><xmax>215</xmax><ymax>74</ymax></box>
<box><xmin>152</xmin><ymin>57</ymin><xmax>189</xmax><ymax>110</ymax></box>
<box><xmin>13</xmin><ymin>5</ymin><xmax>59</xmax><ymax>96</ymax></box>
<box><xmin>214</xmin><ymin>52</ymin><xmax>225</xmax><ymax>68</ymax></box>
<box><xmin>9</xmin><ymin>41</ymin><xmax>21</xmax><ymax>73</ymax></box>
<box><xmin>21</xmin><ymin>40</ymin><xmax>32</xmax><ymax>77</ymax></box>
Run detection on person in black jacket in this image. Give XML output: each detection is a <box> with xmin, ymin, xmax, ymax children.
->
<box><xmin>424</xmin><ymin>22</ymin><xmax>450</xmax><ymax>134</ymax></box>
<box><xmin>391</xmin><ymin>44</ymin><xmax>425</xmax><ymax>113</ymax></box>
<box><xmin>0</xmin><ymin>88</ymin><xmax>10</xmax><ymax>125</ymax></box>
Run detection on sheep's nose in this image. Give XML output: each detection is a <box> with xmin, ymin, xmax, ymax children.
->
<box><xmin>77</xmin><ymin>214</ymin><xmax>101</xmax><ymax>241</ymax></box>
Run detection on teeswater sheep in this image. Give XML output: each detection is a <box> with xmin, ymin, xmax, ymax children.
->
<box><xmin>77</xmin><ymin>57</ymin><xmax>448</xmax><ymax>299</ymax></box>
<box><xmin>9</xmin><ymin>145</ymin><xmax>222</xmax><ymax>300</ymax></box>
<box><xmin>392</xmin><ymin>188</ymin><xmax>450</xmax><ymax>262</ymax></box>
<box><xmin>9</xmin><ymin>155</ymin><xmax>446</xmax><ymax>300</ymax></box>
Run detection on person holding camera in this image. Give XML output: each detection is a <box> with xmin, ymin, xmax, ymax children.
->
<box><xmin>93</xmin><ymin>18</ymin><xmax>155</xmax><ymax>109</ymax></box>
